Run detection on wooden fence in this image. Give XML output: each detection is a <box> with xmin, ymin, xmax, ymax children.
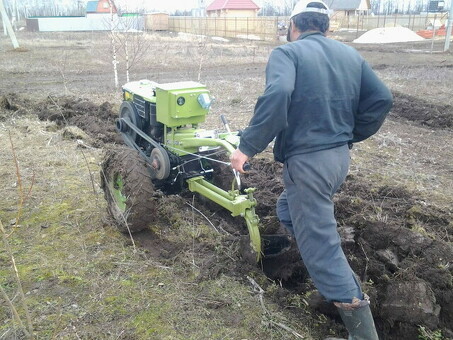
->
<box><xmin>169</xmin><ymin>14</ymin><xmax>449</xmax><ymax>41</ymax></box>
<box><xmin>169</xmin><ymin>16</ymin><xmax>285</xmax><ymax>41</ymax></box>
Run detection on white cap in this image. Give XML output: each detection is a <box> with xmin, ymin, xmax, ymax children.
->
<box><xmin>290</xmin><ymin>0</ymin><xmax>331</xmax><ymax>18</ymax></box>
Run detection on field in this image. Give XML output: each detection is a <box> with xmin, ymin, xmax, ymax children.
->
<box><xmin>0</xmin><ymin>30</ymin><xmax>452</xmax><ymax>340</ymax></box>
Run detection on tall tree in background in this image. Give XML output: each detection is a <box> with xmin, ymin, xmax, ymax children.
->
<box><xmin>414</xmin><ymin>0</ymin><xmax>427</xmax><ymax>12</ymax></box>
<box><xmin>3</xmin><ymin>0</ymin><xmax>84</xmax><ymax>17</ymax></box>
<box><xmin>260</xmin><ymin>1</ymin><xmax>280</xmax><ymax>16</ymax></box>
<box><xmin>370</xmin><ymin>0</ymin><xmax>381</xmax><ymax>14</ymax></box>
<box><xmin>382</xmin><ymin>0</ymin><xmax>397</xmax><ymax>14</ymax></box>
<box><xmin>281</xmin><ymin>0</ymin><xmax>296</xmax><ymax>16</ymax></box>
<box><xmin>107</xmin><ymin>0</ymin><xmax>119</xmax><ymax>88</ymax></box>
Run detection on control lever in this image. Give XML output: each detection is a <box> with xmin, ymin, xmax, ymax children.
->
<box><xmin>221</xmin><ymin>114</ymin><xmax>251</xmax><ymax>189</ymax></box>
<box><xmin>220</xmin><ymin>114</ymin><xmax>231</xmax><ymax>134</ymax></box>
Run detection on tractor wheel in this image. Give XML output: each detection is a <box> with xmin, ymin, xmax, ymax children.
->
<box><xmin>119</xmin><ymin>101</ymin><xmax>141</xmax><ymax>143</ymax></box>
<box><xmin>100</xmin><ymin>147</ymin><xmax>158</xmax><ymax>234</ymax></box>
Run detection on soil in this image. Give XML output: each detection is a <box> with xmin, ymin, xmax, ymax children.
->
<box><xmin>391</xmin><ymin>90</ymin><xmax>453</xmax><ymax>129</ymax></box>
<box><xmin>1</xmin><ymin>31</ymin><xmax>452</xmax><ymax>340</ymax></box>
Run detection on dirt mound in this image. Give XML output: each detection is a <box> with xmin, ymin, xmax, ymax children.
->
<box><xmin>0</xmin><ymin>93</ymin><xmax>122</xmax><ymax>147</ymax></box>
<box><xmin>391</xmin><ymin>90</ymin><xmax>453</xmax><ymax>129</ymax></box>
<box><xmin>334</xmin><ymin>176</ymin><xmax>452</xmax><ymax>339</ymax></box>
<box><xmin>0</xmin><ymin>93</ymin><xmax>33</xmax><ymax>120</ymax></box>
<box><xmin>353</xmin><ymin>27</ymin><xmax>425</xmax><ymax>44</ymax></box>
<box><xmin>34</xmin><ymin>96</ymin><xmax>122</xmax><ymax>147</ymax></box>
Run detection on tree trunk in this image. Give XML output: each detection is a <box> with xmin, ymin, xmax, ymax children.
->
<box><xmin>125</xmin><ymin>39</ymin><xmax>130</xmax><ymax>83</ymax></box>
<box><xmin>107</xmin><ymin>0</ymin><xmax>119</xmax><ymax>88</ymax></box>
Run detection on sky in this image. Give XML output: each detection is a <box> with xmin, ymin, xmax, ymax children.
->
<box><xmin>114</xmin><ymin>0</ymin><xmax>451</xmax><ymax>13</ymax></box>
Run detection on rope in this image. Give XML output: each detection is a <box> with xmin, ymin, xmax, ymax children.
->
<box><xmin>165</xmin><ymin>145</ymin><xmax>231</xmax><ymax>167</ymax></box>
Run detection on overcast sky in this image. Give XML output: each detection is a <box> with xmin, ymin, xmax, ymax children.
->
<box><xmin>115</xmin><ymin>0</ymin><xmax>451</xmax><ymax>13</ymax></box>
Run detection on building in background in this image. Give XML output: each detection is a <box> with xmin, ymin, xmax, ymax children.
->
<box><xmin>26</xmin><ymin>0</ymin><xmax>143</xmax><ymax>32</ymax></box>
<box><xmin>86</xmin><ymin>0</ymin><xmax>117</xmax><ymax>14</ymax></box>
<box><xmin>145</xmin><ymin>12</ymin><xmax>169</xmax><ymax>30</ymax></box>
<box><xmin>206</xmin><ymin>0</ymin><xmax>260</xmax><ymax>17</ymax></box>
<box><xmin>327</xmin><ymin>0</ymin><xmax>371</xmax><ymax>16</ymax></box>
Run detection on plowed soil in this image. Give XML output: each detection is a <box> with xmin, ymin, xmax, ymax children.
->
<box><xmin>1</xmin><ymin>31</ymin><xmax>452</xmax><ymax>340</ymax></box>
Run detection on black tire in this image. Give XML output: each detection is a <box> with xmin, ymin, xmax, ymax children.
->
<box><xmin>119</xmin><ymin>101</ymin><xmax>141</xmax><ymax>143</ymax></box>
<box><xmin>100</xmin><ymin>146</ymin><xmax>157</xmax><ymax>233</ymax></box>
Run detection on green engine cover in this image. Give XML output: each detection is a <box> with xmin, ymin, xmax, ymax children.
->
<box><xmin>156</xmin><ymin>81</ymin><xmax>210</xmax><ymax>127</ymax></box>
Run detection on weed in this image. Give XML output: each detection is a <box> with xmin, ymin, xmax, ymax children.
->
<box><xmin>418</xmin><ymin>326</ymin><xmax>444</xmax><ymax>340</ymax></box>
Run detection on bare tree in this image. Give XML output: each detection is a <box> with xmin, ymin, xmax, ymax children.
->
<box><xmin>3</xmin><ymin>0</ymin><xmax>84</xmax><ymax>18</ymax></box>
<box><xmin>113</xmin><ymin>16</ymin><xmax>151</xmax><ymax>83</ymax></box>
<box><xmin>106</xmin><ymin>0</ymin><xmax>119</xmax><ymax>88</ymax></box>
<box><xmin>370</xmin><ymin>0</ymin><xmax>382</xmax><ymax>14</ymax></box>
<box><xmin>382</xmin><ymin>0</ymin><xmax>397</xmax><ymax>14</ymax></box>
<box><xmin>418</xmin><ymin>0</ymin><xmax>429</xmax><ymax>12</ymax></box>
<box><xmin>259</xmin><ymin>1</ymin><xmax>282</xmax><ymax>16</ymax></box>
<box><xmin>281</xmin><ymin>0</ymin><xmax>297</xmax><ymax>16</ymax></box>
<box><xmin>104</xmin><ymin>10</ymin><xmax>151</xmax><ymax>86</ymax></box>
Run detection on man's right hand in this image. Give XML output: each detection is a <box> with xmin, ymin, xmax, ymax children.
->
<box><xmin>230</xmin><ymin>149</ymin><xmax>250</xmax><ymax>174</ymax></box>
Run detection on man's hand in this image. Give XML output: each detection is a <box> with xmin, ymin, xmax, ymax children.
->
<box><xmin>230</xmin><ymin>149</ymin><xmax>249</xmax><ymax>174</ymax></box>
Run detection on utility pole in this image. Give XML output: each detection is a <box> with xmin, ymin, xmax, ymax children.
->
<box><xmin>0</xmin><ymin>0</ymin><xmax>19</xmax><ymax>49</ymax></box>
<box><xmin>444</xmin><ymin>1</ymin><xmax>453</xmax><ymax>51</ymax></box>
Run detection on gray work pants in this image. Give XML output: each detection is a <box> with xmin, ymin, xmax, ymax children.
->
<box><xmin>276</xmin><ymin>144</ymin><xmax>362</xmax><ymax>303</ymax></box>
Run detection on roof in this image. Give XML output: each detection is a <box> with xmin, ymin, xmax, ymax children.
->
<box><xmin>206</xmin><ymin>0</ymin><xmax>260</xmax><ymax>11</ymax></box>
<box><xmin>326</xmin><ymin>0</ymin><xmax>367</xmax><ymax>10</ymax></box>
<box><xmin>86</xmin><ymin>0</ymin><xmax>117</xmax><ymax>13</ymax></box>
<box><xmin>86</xmin><ymin>1</ymin><xmax>98</xmax><ymax>12</ymax></box>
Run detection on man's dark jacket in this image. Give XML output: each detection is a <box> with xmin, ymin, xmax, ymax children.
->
<box><xmin>238</xmin><ymin>32</ymin><xmax>393</xmax><ymax>162</ymax></box>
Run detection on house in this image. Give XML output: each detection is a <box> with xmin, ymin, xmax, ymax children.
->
<box><xmin>86</xmin><ymin>0</ymin><xmax>117</xmax><ymax>14</ymax></box>
<box><xmin>26</xmin><ymin>0</ymin><xmax>145</xmax><ymax>32</ymax></box>
<box><xmin>206</xmin><ymin>0</ymin><xmax>260</xmax><ymax>17</ymax></box>
<box><xmin>326</xmin><ymin>0</ymin><xmax>370</xmax><ymax>29</ymax></box>
<box><xmin>327</xmin><ymin>0</ymin><xmax>370</xmax><ymax>16</ymax></box>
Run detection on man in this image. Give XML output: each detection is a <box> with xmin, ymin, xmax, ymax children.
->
<box><xmin>230</xmin><ymin>1</ymin><xmax>393</xmax><ymax>339</ymax></box>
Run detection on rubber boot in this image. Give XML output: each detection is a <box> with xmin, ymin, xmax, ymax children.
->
<box><xmin>334</xmin><ymin>296</ymin><xmax>379</xmax><ymax>340</ymax></box>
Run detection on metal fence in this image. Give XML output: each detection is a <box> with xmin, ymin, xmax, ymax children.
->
<box><xmin>169</xmin><ymin>13</ymin><xmax>449</xmax><ymax>41</ymax></box>
<box><xmin>334</xmin><ymin>12</ymin><xmax>449</xmax><ymax>32</ymax></box>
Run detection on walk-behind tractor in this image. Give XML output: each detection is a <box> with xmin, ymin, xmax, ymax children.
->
<box><xmin>101</xmin><ymin>80</ymin><xmax>290</xmax><ymax>261</ymax></box>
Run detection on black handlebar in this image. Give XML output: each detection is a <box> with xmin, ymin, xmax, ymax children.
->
<box><xmin>220</xmin><ymin>114</ymin><xmax>228</xmax><ymax>126</ymax></box>
<box><xmin>243</xmin><ymin>163</ymin><xmax>251</xmax><ymax>171</ymax></box>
